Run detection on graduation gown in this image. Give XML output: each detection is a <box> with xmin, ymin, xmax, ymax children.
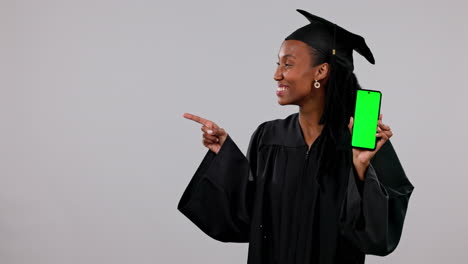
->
<box><xmin>178</xmin><ymin>113</ymin><xmax>414</xmax><ymax>264</ymax></box>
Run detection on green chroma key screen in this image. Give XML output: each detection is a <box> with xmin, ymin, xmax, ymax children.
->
<box><xmin>351</xmin><ymin>89</ymin><xmax>382</xmax><ymax>150</ymax></box>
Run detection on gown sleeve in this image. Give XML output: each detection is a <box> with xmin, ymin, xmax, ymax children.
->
<box><xmin>177</xmin><ymin>123</ymin><xmax>265</xmax><ymax>242</ymax></box>
<box><xmin>339</xmin><ymin>140</ymin><xmax>415</xmax><ymax>256</ymax></box>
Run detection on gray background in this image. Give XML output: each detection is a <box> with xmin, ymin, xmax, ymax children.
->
<box><xmin>1</xmin><ymin>0</ymin><xmax>467</xmax><ymax>263</ymax></box>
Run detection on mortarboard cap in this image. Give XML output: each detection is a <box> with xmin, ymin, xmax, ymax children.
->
<box><xmin>285</xmin><ymin>9</ymin><xmax>375</xmax><ymax>71</ymax></box>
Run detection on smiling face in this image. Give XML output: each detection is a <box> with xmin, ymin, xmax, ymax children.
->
<box><xmin>274</xmin><ymin>40</ymin><xmax>329</xmax><ymax>107</ymax></box>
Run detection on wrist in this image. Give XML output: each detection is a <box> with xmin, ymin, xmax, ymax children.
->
<box><xmin>353</xmin><ymin>159</ymin><xmax>370</xmax><ymax>181</ymax></box>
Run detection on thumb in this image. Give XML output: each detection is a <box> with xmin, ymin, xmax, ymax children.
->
<box><xmin>348</xmin><ymin>116</ymin><xmax>353</xmax><ymax>134</ymax></box>
<box><xmin>210</xmin><ymin>127</ymin><xmax>227</xmax><ymax>137</ymax></box>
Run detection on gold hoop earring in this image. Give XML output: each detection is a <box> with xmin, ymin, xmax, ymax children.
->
<box><xmin>314</xmin><ymin>80</ymin><xmax>321</xmax><ymax>89</ymax></box>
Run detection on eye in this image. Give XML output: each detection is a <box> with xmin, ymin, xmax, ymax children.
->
<box><xmin>276</xmin><ymin>62</ymin><xmax>293</xmax><ymax>68</ymax></box>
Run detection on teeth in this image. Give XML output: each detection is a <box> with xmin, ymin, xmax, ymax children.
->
<box><xmin>277</xmin><ymin>87</ymin><xmax>287</xmax><ymax>91</ymax></box>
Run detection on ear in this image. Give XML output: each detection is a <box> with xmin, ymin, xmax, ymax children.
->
<box><xmin>315</xmin><ymin>62</ymin><xmax>330</xmax><ymax>81</ymax></box>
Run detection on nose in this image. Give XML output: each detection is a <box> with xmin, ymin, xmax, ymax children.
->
<box><xmin>274</xmin><ymin>65</ymin><xmax>283</xmax><ymax>81</ymax></box>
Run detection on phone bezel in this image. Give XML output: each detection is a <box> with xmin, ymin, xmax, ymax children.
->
<box><xmin>351</xmin><ymin>89</ymin><xmax>382</xmax><ymax>151</ymax></box>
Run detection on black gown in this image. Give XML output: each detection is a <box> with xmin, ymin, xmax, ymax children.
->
<box><xmin>178</xmin><ymin>113</ymin><xmax>414</xmax><ymax>264</ymax></box>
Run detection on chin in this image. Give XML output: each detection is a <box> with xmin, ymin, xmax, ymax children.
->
<box><xmin>277</xmin><ymin>99</ymin><xmax>287</xmax><ymax>105</ymax></box>
<box><xmin>277</xmin><ymin>98</ymin><xmax>296</xmax><ymax>106</ymax></box>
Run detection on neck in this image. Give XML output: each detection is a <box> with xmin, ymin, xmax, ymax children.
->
<box><xmin>298</xmin><ymin>98</ymin><xmax>325</xmax><ymax>149</ymax></box>
<box><xmin>298</xmin><ymin>90</ymin><xmax>325</xmax><ymax>133</ymax></box>
<box><xmin>298</xmin><ymin>109</ymin><xmax>324</xmax><ymax>134</ymax></box>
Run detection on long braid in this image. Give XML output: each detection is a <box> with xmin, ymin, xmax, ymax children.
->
<box><xmin>308</xmin><ymin>46</ymin><xmax>362</xmax><ymax>173</ymax></box>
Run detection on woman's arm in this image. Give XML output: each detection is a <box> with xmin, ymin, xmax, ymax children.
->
<box><xmin>177</xmin><ymin>121</ymin><xmax>265</xmax><ymax>242</ymax></box>
<box><xmin>340</xmin><ymin>140</ymin><xmax>415</xmax><ymax>256</ymax></box>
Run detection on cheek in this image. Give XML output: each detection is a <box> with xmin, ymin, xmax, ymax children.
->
<box><xmin>284</xmin><ymin>69</ymin><xmax>313</xmax><ymax>92</ymax></box>
<box><xmin>298</xmin><ymin>72</ymin><xmax>314</xmax><ymax>89</ymax></box>
<box><xmin>284</xmin><ymin>70</ymin><xmax>301</xmax><ymax>83</ymax></box>
<box><xmin>295</xmin><ymin>73</ymin><xmax>313</xmax><ymax>89</ymax></box>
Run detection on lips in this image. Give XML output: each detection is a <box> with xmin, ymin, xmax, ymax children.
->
<box><xmin>276</xmin><ymin>84</ymin><xmax>289</xmax><ymax>96</ymax></box>
<box><xmin>277</xmin><ymin>86</ymin><xmax>288</xmax><ymax>92</ymax></box>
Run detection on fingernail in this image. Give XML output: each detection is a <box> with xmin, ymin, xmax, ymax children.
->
<box><xmin>207</xmin><ymin>129</ymin><xmax>213</xmax><ymax>134</ymax></box>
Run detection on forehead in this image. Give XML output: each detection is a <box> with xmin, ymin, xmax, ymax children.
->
<box><xmin>277</xmin><ymin>40</ymin><xmax>311</xmax><ymax>59</ymax></box>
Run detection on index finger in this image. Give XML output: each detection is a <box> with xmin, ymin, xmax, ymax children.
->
<box><xmin>183</xmin><ymin>113</ymin><xmax>210</xmax><ymax>126</ymax></box>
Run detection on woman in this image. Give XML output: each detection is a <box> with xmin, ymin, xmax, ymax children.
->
<box><xmin>178</xmin><ymin>9</ymin><xmax>414</xmax><ymax>264</ymax></box>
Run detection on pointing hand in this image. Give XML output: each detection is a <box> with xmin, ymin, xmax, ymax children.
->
<box><xmin>183</xmin><ymin>113</ymin><xmax>228</xmax><ymax>154</ymax></box>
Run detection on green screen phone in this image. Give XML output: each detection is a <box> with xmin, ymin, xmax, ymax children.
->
<box><xmin>351</xmin><ymin>89</ymin><xmax>382</xmax><ymax>150</ymax></box>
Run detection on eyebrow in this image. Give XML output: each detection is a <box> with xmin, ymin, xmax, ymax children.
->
<box><xmin>277</xmin><ymin>54</ymin><xmax>296</xmax><ymax>59</ymax></box>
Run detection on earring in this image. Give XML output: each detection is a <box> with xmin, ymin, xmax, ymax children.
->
<box><xmin>314</xmin><ymin>80</ymin><xmax>321</xmax><ymax>89</ymax></box>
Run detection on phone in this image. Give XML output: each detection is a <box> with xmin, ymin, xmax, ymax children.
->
<box><xmin>351</xmin><ymin>89</ymin><xmax>382</xmax><ymax>150</ymax></box>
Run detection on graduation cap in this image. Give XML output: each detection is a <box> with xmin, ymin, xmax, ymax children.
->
<box><xmin>285</xmin><ymin>9</ymin><xmax>375</xmax><ymax>71</ymax></box>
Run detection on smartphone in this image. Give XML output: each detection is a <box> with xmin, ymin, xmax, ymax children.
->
<box><xmin>351</xmin><ymin>89</ymin><xmax>382</xmax><ymax>150</ymax></box>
